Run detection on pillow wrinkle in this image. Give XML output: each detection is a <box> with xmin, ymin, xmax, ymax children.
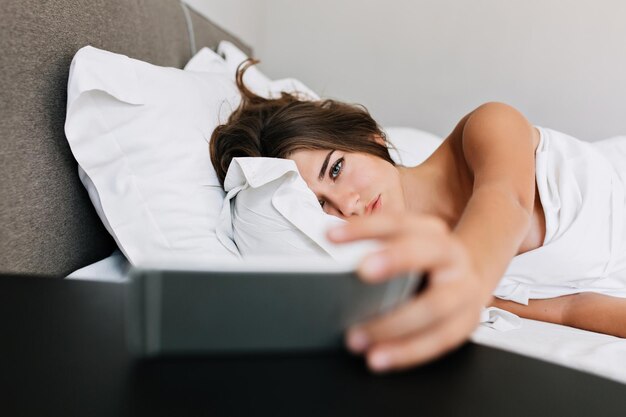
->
<box><xmin>67</xmin><ymin>46</ymin><xmax>144</xmax><ymax>107</ymax></box>
<box><xmin>65</xmin><ymin>46</ymin><xmax>239</xmax><ymax>265</ymax></box>
<box><xmin>92</xmin><ymin>94</ymin><xmax>172</xmax><ymax>250</ymax></box>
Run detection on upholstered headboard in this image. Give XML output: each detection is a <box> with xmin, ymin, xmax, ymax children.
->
<box><xmin>0</xmin><ymin>0</ymin><xmax>252</xmax><ymax>276</ymax></box>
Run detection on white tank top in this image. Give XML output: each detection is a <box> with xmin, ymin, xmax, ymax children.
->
<box><xmin>493</xmin><ymin>126</ymin><xmax>626</xmax><ymax>304</ymax></box>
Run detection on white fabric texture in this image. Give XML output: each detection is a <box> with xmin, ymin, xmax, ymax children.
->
<box><xmin>65</xmin><ymin>45</ymin><xmax>241</xmax><ymax>265</ymax></box>
<box><xmin>216</xmin><ymin>157</ymin><xmax>380</xmax><ymax>264</ymax></box>
<box><xmin>66</xmin><ymin>249</ymin><xmax>128</xmax><ymax>282</ymax></box>
<box><xmin>495</xmin><ymin>127</ymin><xmax>626</xmax><ymax>304</ymax></box>
<box><xmin>472</xmin><ymin>317</ymin><xmax>626</xmax><ymax>384</ymax></box>
<box><xmin>478</xmin><ymin>307</ymin><xmax>523</xmax><ymax>331</ymax></box>
<box><xmin>186</xmin><ymin>44</ymin><xmax>320</xmax><ymax>101</ymax></box>
<box><xmin>384</xmin><ymin>126</ymin><xmax>442</xmax><ymax>167</ymax></box>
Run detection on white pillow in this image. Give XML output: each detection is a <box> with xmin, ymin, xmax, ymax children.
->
<box><xmin>183</xmin><ymin>45</ymin><xmax>232</xmax><ymax>76</ymax></box>
<box><xmin>385</xmin><ymin>126</ymin><xmax>443</xmax><ymax>167</ymax></box>
<box><xmin>65</xmin><ymin>45</ymin><xmax>241</xmax><ymax>265</ymax></box>
<box><xmin>66</xmin><ymin>249</ymin><xmax>128</xmax><ymax>282</ymax></box>
<box><xmin>186</xmin><ymin>45</ymin><xmax>319</xmax><ymax>102</ymax></box>
<box><xmin>217</xmin><ymin>157</ymin><xmax>380</xmax><ymax>264</ymax></box>
<box><xmin>216</xmin><ymin>41</ymin><xmax>272</xmax><ymax>92</ymax></box>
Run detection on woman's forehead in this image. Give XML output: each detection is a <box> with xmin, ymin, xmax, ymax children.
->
<box><xmin>289</xmin><ymin>148</ymin><xmax>334</xmax><ymax>183</ymax></box>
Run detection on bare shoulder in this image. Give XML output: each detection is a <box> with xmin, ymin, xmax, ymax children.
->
<box><xmin>461</xmin><ymin>102</ymin><xmax>534</xmax><ymax>149</ymax></box>
<box><xmin>422</xmin><ymin>102</ymin><xmax>542</xmax><ymax>223</ymax></box>
<box><xmin>439</xmin><ymin>102</ymin><xmax>534</xmax><ymax>154</ymax></box>
<box><xmin>458</xmin><ymin>102</ymin><xmax>538</xmax><ymax>213</ymax></box>
<box><xmin>464</xmin><ymin>102</ymin><xmax>540</xmax><ymax>151</ymax></box>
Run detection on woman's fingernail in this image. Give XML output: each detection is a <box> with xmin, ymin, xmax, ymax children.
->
<box><xmin>359</xmin><ymin>255</ymin><xmax>387</xmax><ymax>279</ymax></box>
<box><xmin>369</xmin><ymin>351</ymin><xmax>391</xmax><ymax>372</ymax></box>
<box><xmin>346</xmin><ymin>328</ymin><xmax>369</xmax><ymax>353</ymax></box>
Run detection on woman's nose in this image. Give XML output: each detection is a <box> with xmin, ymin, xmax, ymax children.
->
<box><xmin>331</xmin><ymin>190</ymin><xmax>360</xmax><ymax>218</ymax></box>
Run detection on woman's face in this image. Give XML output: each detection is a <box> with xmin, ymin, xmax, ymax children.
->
<box><xmin>288</xmin><ymin>149</ymin><xmax>407</xmax><ymax>219</ymax></box>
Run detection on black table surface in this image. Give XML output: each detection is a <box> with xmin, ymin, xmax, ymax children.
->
<box><xmin>1</xmin><ymin>274</ymin><xmax>625</xmax><ymax>417</ymax></box>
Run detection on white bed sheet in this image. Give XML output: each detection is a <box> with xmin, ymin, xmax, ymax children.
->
<box><xmin>67</xmin><ymin>252</ymin><xmax>626</xmax><ymax>384</ymax></box>
<box><xmin>472</xmin><ymin>319</ymin><xmax>626</xmax><ymax>384</ymax></box>
<box><xmin>66</xmin><ymin>249</ymin><xmax>129</xmax><ymax>282</ymax></box>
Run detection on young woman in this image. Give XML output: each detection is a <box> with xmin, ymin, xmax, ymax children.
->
<box><xmin>210</xmin><ymin>59</ymin><xmax>626</xmax><ymax>373</ymax></box>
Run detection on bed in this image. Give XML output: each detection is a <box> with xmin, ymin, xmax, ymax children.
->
<box><xmin>2</xmin><ymin>0</ymin><xmax>624</xmax><ymax>387</ymax></box>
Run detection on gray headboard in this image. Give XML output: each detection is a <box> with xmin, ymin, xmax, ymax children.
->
<box><xmin>0</xmin><ymin>0</ymin><xmax>252</xmax><ymax>277</ymax></box>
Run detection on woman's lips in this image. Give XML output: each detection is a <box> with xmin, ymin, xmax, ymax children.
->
<box><xmin>372</xmin><ymin>195</ymin><xmax>381</xmax><ymax>213</ymax></box>
<box><xmin>368</xmin><ymin>195</ymin><xmax>381</xmax><ymax>215</ymax></box>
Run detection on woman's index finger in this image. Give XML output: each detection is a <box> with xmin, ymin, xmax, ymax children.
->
<box><xmin>326</xmin><ymin>214</ymin><xmax>401</xmax><ymax>242</ymax></box>
<box><xmin>327</xmin><ymin>213</ymin><xmax>445</xmax><ymax>242</ymax></box>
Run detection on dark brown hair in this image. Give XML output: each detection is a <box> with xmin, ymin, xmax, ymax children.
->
<box><xmin>209</xmin><ymin>58</ymin><xmax>396</xmax><ymax>187</ymax></box>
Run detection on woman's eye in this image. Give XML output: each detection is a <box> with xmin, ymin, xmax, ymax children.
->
<box><xmin>330</xmin><ymin>158</ymin><xmax>344</xmax><ymax>180</ymax></box>
<box><xmin>318</xmin><ymin>199</ymin><xmax>325</xmax><ymax>208</ymax></box>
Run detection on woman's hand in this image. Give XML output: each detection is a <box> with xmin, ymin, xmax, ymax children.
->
<box><xmin>327</xmin><ymin>212</ymin><xmax>491</xmax><ymax>373</ymax></box>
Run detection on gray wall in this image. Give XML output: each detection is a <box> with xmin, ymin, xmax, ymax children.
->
<box><xmin>182</xmin><ymin>0</ymin><xmax>266</xmax><ymax>48</ymax></box>
<box><xmin>190</xmin><ymin>0</ymin><xmax>626</xmax><ymax>141</ymax></box>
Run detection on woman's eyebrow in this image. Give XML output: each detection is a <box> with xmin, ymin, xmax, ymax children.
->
<box><xmin>318</xmin><ymin>150</ymin><xmax>335</xmax><ymax>181</ymax></box>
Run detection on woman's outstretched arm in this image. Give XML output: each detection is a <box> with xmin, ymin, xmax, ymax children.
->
<box><xmin>453</xmin><ymin>102</ymin><xmax>538</xmax><ymax>301</ymax></box>
<box><xmin>564</xmin><ymin>293</ymin><xmax>626</xmax><ymax>337</ymax></box>
<box><xmin>325</xmin><ymin>102</ymin><xmax>544</xmax><ymax>372</ymax></box>
<box><xmin>490</xmin><ymin>293</ymin><xmax>626</xmax><ymax>338</ymax></box>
